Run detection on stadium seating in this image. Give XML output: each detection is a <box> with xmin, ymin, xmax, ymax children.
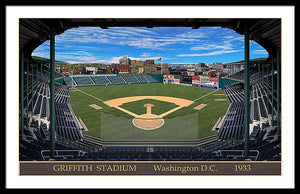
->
<box><xmin>144</xmin><ymin>74</ymin><xmax>159</xmax><ymax>83</ymax></box>
<box><xmin>107</xmin><ymin>75</ymin><xmax>126</xmax><ymax>85</ymax></box>
<box><xmin>227</xmin><ymin>66</ymin><xmax>272</xmax><ymax>85</ymax></box>
<box><xmin>54</xmin><ymin>86</ymin><xmax>83</xmax><ymax>141</ymax></box>
<box><xmin>219</xmin><ymin>67</ymin><xmax>280</xmax><ymax>141</ymax></box>
<box><xmin>63</xmin><ymin>77</ymin><xmax>76</xmax><ymax>87</ymax></box>
<box><xmin>73</xmin><ymin>77</ymin><xmax>94</xmax><ymax>86</ymax></box>
<box><xmin>19</xmin><ymin>127</ymin><xmax>81</xmax><ymax>161</ymax></box>
<box><xmin>223</xmin><ymin>84</ymin><xmax>244</xmax><ymax>103</ymax></box>
<box><xmin>218</xmin><ymin>101</ymin><xmax>244</xmax><ymax>140</ymax></box>
<box><xmin>55</xmin><ymin>85</ymin><xmax>70</xmax><ymax>104</ymax></box>
<box><xmin>134</xmin><ymin>74</ymin><xmax>149</xmax><ymax>83</ymax></box>
<box><xmin>120</xmin><ymin>74</ymin><xmax>139</xmax><ymax>84</ymax></box>
<box><xmin>63</xmin><ymin>74</ymin><xmax>158</xmax><ymax>87</ymax></box>
<box><xmin>91</xmin><ymin>76</ymin><xmax>110</xmax><ymax>86</ymax></box>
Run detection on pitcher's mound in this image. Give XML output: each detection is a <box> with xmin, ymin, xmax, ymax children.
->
<box><xmin>132</xmin><ymin>114</ymin><xmax>164</xmax><ymax>130</ymax></box>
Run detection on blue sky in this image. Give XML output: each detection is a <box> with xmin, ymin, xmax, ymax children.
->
<box><xmin>32</xmin><ymin>27</ymin><xmax>268</xmax><ymax>64</ymax></box>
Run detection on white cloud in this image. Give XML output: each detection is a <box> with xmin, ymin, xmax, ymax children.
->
<box><xmin>55</xmin><ymin>27</ymin><xmax>208</xmax><ymax>51</ymax></box>
<box><xmin>140</xmin><ymin>52</ymin><xmax>150</xmax><ymax>57</ymax></box>
<box><xmin>190</xmin><ymin>43</ymin><xmax>233</xmax><ymax>51</ymax></box>
<box><xmin>177</xmin><ymin>50</ymin><xmax>242</xmax><ymax>57</ymax></box>
<box><xmin>252</xmin><ymin>49</ymin><xmax>268</xmax><ymax>55</ymax></box>
<box><xmin>177</xmin><ymin>31</ymin><xmax>207</xmax><ymax>39</ymax></box>
<box><xmin>32</xmin><ymin>52</ymin><xmax>49</xmax><ymax>58</ymax></box>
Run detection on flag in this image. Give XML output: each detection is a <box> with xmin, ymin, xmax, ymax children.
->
<box><xmin>157</xmin><ymin>58</ymin><xmax>162</xmax><ymax>62</ymax></box>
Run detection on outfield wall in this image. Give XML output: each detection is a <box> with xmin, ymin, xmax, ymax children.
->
<box><xmin>147</xmin><ymin>73</ymin><xmax>163</xmax><ymax>83</ymax></box>
<box><xmin>218</xmin><ymin>77</ymin><xmax>238</xmax><ymax>90</ymax></box>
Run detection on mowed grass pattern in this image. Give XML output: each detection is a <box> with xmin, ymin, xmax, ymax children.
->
<box><xmin>70</xmin><ymin>83</ymin><xmax>230</xmax><ymax>140</ymax></box>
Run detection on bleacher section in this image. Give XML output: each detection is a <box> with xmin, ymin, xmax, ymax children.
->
<box><xmin>223</xmin><ymin>84</ymin><xmax>244</xmax><ymax>103</ymax></box>
<box><xmin>55</xmin><ymin>85</ymin><xmax>70</xmax><ymax>104</ymax></box>
<box><xmin>54</xmin><ymin>85</ymin><xmax>83</xmax><ymax>141</ymax></box>
<box><xmin>134</xmin><ymin>74</ymin><xmax>149</xmax><ymax>83</ymax></box>
<box><xmin>121</xmin><ymin>74</ymin><xmax>139</xmax><ymax>84</ymax></box>
<box><xmin>63</xmin><ymin>77</ymin><xmax>76</xmax><ymax>87</ymax></box>
<box><xmin>106</xmin><ymin>75</ymin><xmax>126</xmax><ymax>85</ymax></box>
<box><xmin>144</xmin><ymin>74</ymin><xmax>158</xmax><ymax>83</ymax></box>
<box><xmin>91</xmin><ymin>76</ymin><xmax>110</xmax><ymax>86</ymax></box>
<box><xmin>63</xmin><ymin>74</ymin><xmax>159</xmax><ymax>87</ymax></box>
<box><xmin>226</xmin><ymin>66</ymin><xmax>272</xmax><ymax>85</ymax></box>
<box><xmin>218</xmin><ymin>101</ymin><xmax>244</xmax><ymax>140</ymax></box>
<box><xmin>73</xmin><ymin>76</ymin><xmax>93</xmax><ymax>86</ymax></box>
<box><xmin>55</xmin><ymin>103</ymin><xmax>83</xmax><ymax>141</ymax></box>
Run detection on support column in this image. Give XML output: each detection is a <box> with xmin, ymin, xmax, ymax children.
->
<box><xmin>262</xmin><ymin>64</ymin><xmax>264</xmax><ymax>84</ymax></box>
<box><xmin>266</xmin><ymin>64</ymin><xmax>269</xmax><ymax>115</ymax></box>
<box><xmin>26</xmin><ymin>58</ymin><xmax>29</xmax><ymax>129</ymax></box>
<box><xmin>49</xmin><ymin>25</ymin><xmax>56</xmax><ymax>159</ymax></box>
<box><xmin>271</xmin><ymin>57</ymin><xmax>274</xmax><ymax>126</ymax></box>
<box><xmin>31</xmin><ymin>63</ymin><xmax>34</xmax><ymax>111</ymax></box>
<box><xmin>243</xmin><ymin>26</ymin><xmax>250</xmax><ymax>157</ymax></box>
<box><xmin>40</xmin><ymin>63</ymin><xmax>43</xmax><ymax>83</ymax></box>
<box><xmin>276</xmin><ymin>49</ymin><xmax>281</xmax><ymax>134</ymax></box>
<box><xmin>49</xmin><ymin>64</ymin><xmax>50</xmax><ymax>82</ymax></box>
<box><xmin>20</xmin><ymin>52</ymin><xmax>24</xmax><ymax>134</ymax></box>
<box><xmin>36</xmin><ymin>63</ymin><xmax>38</xmax><ymax>86</ymax></box>
<box><xmin>258</xmin><ymin>63</ymin><xmax>260</xmax><ymax>84</ymax></box>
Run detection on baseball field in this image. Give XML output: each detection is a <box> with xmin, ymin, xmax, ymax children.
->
<box><xmin>69</xmin><ymin>83</ymin><xmax>230</xmax><ymax>141</ymax></box>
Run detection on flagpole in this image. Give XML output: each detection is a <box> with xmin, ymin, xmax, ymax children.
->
<box><xmin>160</xmin><ymin>60</ymin><xmax>162</xmax><ymax>75</ymax></box>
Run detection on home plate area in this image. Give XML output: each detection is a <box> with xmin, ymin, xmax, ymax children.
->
<box><xmin>132</xmin><ymin>104</ymin><xmax>164</xmax><ymax>130</ymax></box>
<box><xmin>104</xmin><ymin>96</ymin><xmax>194</xmax><ymax>131</ymax></box>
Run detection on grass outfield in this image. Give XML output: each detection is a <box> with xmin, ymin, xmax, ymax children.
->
<box><xmin>70</xmin><ymin>83</ymin><xmax>230</xmax><ymax>140</ymax></box>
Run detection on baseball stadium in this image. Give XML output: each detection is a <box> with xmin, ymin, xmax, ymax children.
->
<box><xmin>19</xmin><ymin>19</ymin><xmax>281</xmax><ymax>161</ymax></box>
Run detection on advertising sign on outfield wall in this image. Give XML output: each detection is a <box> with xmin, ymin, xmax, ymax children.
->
<box><xmin>163</xmin><ymin>78</ymin><xmax>168</xmax><ymax>84</ymax></box>
<box><xmin>192</xmin><ymin>75</ymin><xmax>219</xmax><ymax>89</ymax></box>
<box><xmin>192</xmin><ymin>76</ymin><xmax>200</xmax><ymax>85</ymax></box>
<box><xmin>173</xmin><ymin>78</ymin><xmax>180</xmax><ymax>84</ymax></box>
<box><xmin>199</xmin><ymin>75</ymin><xmax>219</xmax><ymax>89</ymax></box>
<box><xmin>164</xmin><ymin>75</ymin><xmax>179</xmax><ymax>85</ymax></box>
<box><xmin>168</xmin><ymin>79</ymin><xmax>174</xmax><ymax>84</ymax></box>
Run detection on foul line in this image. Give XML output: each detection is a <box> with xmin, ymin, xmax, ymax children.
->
<box><xmin>73</xmin><ymin>87</ymin><xmax>105</xmax><ymax>102</ymax></box>
<box><xmin>193</xmin><ymin>90</ymin><xmax>219</xmax><ymax>102</ymax></box>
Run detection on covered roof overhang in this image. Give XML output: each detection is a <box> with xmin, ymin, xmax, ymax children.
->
<box><xmin>19</xmin><ymin>18</ymin><xmax>281</xmax><ymax>60</ymax></box>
